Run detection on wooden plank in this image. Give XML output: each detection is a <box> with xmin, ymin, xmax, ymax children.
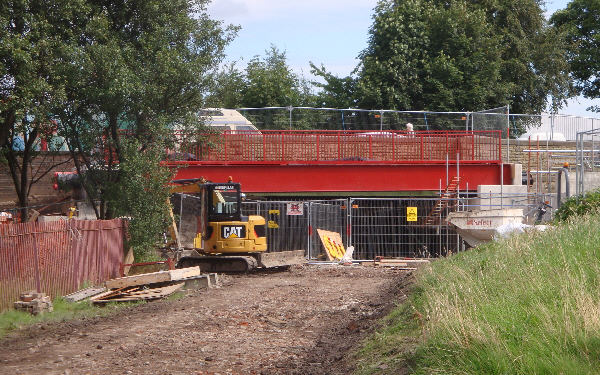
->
<box><xmin>63</xmin><ymin>286</ymin><xmax>106</xmax><ymax>302</ymax></box>
<box><xmin>122</xmin><ymin>248</ymin><xmax>135</xmax><ymax>276</ymax></box>
<box><xmin>90</xmin><ymin>286</ymin><xmax>133</xmax><ymax>301</ymax></box>
<box><xmin>92</xmin><ymin>283</ymin><xmax>183</xmax><ymax>303</ymax></box>
<box><xmin>105</xmin><ymin>267</ymin><xmax>200</xmax><ymax>289</ymax></box>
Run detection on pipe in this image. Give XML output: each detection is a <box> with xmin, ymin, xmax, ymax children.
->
<box><xmin>557</xmin><ymin>167</ymin><xmax>570</xmax><ymax>208</ymax></box>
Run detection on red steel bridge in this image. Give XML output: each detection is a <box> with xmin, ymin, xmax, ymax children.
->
<box><xmin>164</xmin><ymin>130</ymin><xmax>510</xmax><ymax>194</ymax></box>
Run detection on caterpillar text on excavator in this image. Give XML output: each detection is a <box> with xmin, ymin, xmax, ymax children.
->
<box><xmin>168</xmin><ymin>178</ymin><xmax>305</xmax><ymax>272</ymax></box>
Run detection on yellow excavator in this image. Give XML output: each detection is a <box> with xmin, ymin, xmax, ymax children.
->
<box><xmin>168</xmin><ymin>178</ymin><xmax>304</xmax><ymax>272</ymax></box>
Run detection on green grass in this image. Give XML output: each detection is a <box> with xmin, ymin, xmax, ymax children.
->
<box><xmin>355</xmin><ymin>212</ymin><xmax>600</xmax><ymax>374</ymax></box>
<box><xmin>0</xmin><ymin>297</ymin><xmax>145</xmax><ymax>339</ymax></box>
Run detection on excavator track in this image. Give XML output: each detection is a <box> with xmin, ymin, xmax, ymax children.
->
<box><xmin>176</xmin><ymin>255</ymin><xmax>258</xmax><ymax>273</ymax></box>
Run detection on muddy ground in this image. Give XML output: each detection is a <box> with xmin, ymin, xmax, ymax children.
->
<box><xmin>0</xmin><ymin>265</ymin><xmax>412</xmax><ymax>375</ymax></box>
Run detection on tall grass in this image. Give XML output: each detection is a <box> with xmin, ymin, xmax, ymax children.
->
<box><xmin>356</xmin><ymin>212</ymin><xmax>600</xmax><ymax>374</ymax></box>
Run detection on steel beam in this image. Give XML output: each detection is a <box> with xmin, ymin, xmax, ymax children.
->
<box><xmin>171</xmin><ymin>163</ymin><xmax>511</xmax><ymax>193</ymax></box>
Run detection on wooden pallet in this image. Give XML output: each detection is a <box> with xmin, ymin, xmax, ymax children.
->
<box><xmin>90</xmin><ymin>283</ymin><xmax>184</xmax><ymax>304</ymax></box>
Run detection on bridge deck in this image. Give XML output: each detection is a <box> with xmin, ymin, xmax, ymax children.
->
<box><xmin>160</xmin><ymin>130</ymin><xmax>508</xmax><ymax>193</ymax></box>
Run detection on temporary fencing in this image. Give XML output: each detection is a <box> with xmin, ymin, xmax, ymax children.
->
<box><xmin>238</xmin><ymin>107</ymin><xmax>471</xmax><ymax>131</ymax></box>
<box><xmin>348</xmin><ymin>198</ymin><xmax>460</xmax><ymax>259</ymax></box>
<box><xmin>243</xmin><ymin>198</ymin><xmax>460</xmax><ymax>260</ymax></box>
<box><xmin>0</xmin><ymin>219</ymin><xmax>127</xmax><ymax>311</ymax></box>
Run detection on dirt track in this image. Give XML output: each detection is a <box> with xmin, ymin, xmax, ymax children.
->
<box><xmin>0</xmin><ymin>265</ymin><xmax>411</xmax><ymax>375</ymax></box>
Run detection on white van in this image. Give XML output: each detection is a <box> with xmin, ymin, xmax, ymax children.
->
<box><xmin>199</xmin><ymin>109</ymin><xmax>260</xmax><ymax>133</ymax></box>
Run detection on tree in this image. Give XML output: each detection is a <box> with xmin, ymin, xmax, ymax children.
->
<box><xmin>48</xmin><ymin>0</ymin><xmax>236</xmax><ymax>259</ymax></box>
<box><xmin>241</xmin><ymin>45</ymin><xmax>310</xmax><ymax>108</ymax></box>
<box><xmin>310</xmin><ymin>63</ymin><xmax>358</xmax><ymax>109</ymax></box>
<box><xmin>0</xmin><ymin>0</ymin><xmax>86</xmax><ymax>216</ymax></box>
<box><xmin>208</xmin><ymin>46</ymin><xmax>316</xmax><ymax>109</ymax></box>
<box><xmin>551</xmin><ymin>0</ymin><xmax>600</xmax><ymax>108</ymax></box>
<box><xmin>355</xmin><ymin>0</ymin><xmax>572</xmax><ymax>114</ymax></box>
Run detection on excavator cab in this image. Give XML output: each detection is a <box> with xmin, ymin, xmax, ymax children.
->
<box><xmin>206</xmin><ymin>183</ymin><xmax>242</xmax><ymax>222</ymax></box>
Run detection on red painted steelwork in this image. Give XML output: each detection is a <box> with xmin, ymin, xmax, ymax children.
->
<box><xmin>0</xmin><ymin>219</ymin><xmax>127</xmax><ymax>312</ymax></box>
<box><xmin>173</xmin><ymin>163</ymin><xmax>511</xmax><ymax>193</ymax></box>
<box><xmin>165</xmin><ymin>130</ymin><xmax>502</xmax><ymax>164</ymax></box>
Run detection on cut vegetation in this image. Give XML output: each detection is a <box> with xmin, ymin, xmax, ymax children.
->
<box><xmin>355</xmin><ymin>211</ymin><xmax>600</xmax><ymax>374</ymax></box>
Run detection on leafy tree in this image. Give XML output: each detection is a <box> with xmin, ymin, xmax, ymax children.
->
<box><xmin>205</xmin><ymin>62</ymin><xmax>246</xmax><ymax>109</ymax></box>
<box><xmin>551</xmin><ymin>0</ymin><xmax>600</xmax><ymax>109</ymax></box>
<box><xmin>354</xmin><ymin>0</ymin><xmax>572</xmax><ymax>113</ymax></box>
<box><xmin>310</xmin><ymin>63</ymin><xmax>358</xmax><ymax>109</ymax></box>
<box><xmin>208</xmin><ymin>46</ymin><xmax>316</xmax><ymax>109</ymax></box>
<box><xmin>106</xmin><ymin>140</ymin><xmax>173</xmax><ymax>261</ymax></box>
<box><xmin>0</xmin><ymin>0</ymin><xmax>85</xmax><ymax>216</ymax></box>
<box><xmin>241</xmin><ymin>45</ymin><xmax>310</xmax><ymax>108</ymax></box>
<box><xmin>51</xmin><ymin>0</ymin><xmax>235</xmax><ymax>258</ymax></box>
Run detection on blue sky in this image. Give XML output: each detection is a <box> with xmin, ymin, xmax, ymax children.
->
<box><xmin>207</xmin><ymin>0</ymin><xmax>596</xmax><ymax>117</ymax></box>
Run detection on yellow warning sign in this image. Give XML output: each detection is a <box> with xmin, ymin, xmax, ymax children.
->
<box><xmin>267</xmin><ymin>220</ymin><xmax>279</xmax><ymax>229</ymax></box>
<box><xmin>407</xmin><ymin>207</ymin><xmax>418</xmax><ymax>222</ymax></box>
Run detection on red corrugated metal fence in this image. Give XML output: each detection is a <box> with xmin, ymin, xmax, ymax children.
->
<box><xmin>0</xmin><ymin>219</ymin><xmax>127</xmax><ymax>311</ymax></box>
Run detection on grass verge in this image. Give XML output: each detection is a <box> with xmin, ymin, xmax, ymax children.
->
<box><xmin>355</xmin><ymin>212</ymin><xmax>600</xmax><ymax>374</ymax></box>
<box><xmin>0</xmin><ymin>297</ymin><xmax>145</xmax><ymax>340</ymax></box>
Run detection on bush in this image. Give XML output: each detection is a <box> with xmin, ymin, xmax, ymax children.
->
<box><xmin>553</xmin><ymin>188</ymin><xmax>600</xmax><ymax>222</ymax></box>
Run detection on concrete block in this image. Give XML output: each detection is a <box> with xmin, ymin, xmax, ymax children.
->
<box><xmin>470</xmin><ymin>185</ymin><xmax>529</xmax><ymax>211</ymax></box>
<box><xmin>182</xmin><ymin>275</ymin><xmax>212</xmax><ymax>290</ymax></box>
<box><xmin>208</xmin><ymin>273</ymin><xmax>219</xmax><ymax>287</ymax></box>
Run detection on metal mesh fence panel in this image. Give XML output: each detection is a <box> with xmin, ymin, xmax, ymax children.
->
<box><xmin>238</xmin><ymin>107</ymin><xmax>469</xmax><ymax>131</ymax></box>
<box><xmin>509</xmin><ymin>114</ymin><xmax>600</xmax><ymax>141</ymax></box>
<box><xmin>242</xmin><ymin>201</ymin><xmax>309</xmax><ymax>254</ymax></box>
<box><xmin>242</xmin><ymin>200</ymin><xmax>348</xmax><ymax>259</ymax></box>
<box><xmin>308</xmin><ymin>201</ymin><xmax>348</xmax><ymax>259</ymax></box>
<box><xmin>472</xmin><ymin>106</ymin><xmax>509</xmax><ymax>134</ymax></box>
<box><xmin>349</xmin><ymin>198</ymin><xmax>461</xmax><ymax>259</ymax></box>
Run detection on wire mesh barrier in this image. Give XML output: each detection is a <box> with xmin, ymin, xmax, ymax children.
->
<box><xmin>169</xmin><ymin>130</ymin><xmax>502</xmax><ymax>164</ymax></box>
<box><xmin>471</xmin><ymin>106</ymin><xmax>509</xmax><ymax>133</ymax></box>
<box><xmin>0</xmin><ymin>219</ymin><xmax>127</xmax><ymax>312</ymax></box>
<box><xmin>242</xmin><ymin>201</ymin><xmax>311</xmax><ymax>254</ymax></box>
<box><xmin>510</xmin><ymin>114</ymin><xmax>600</xmax><ymax>141</ymax></box>
<box><xmin>242</xmin><ymin>198</ymin><xmax>463</xmax><ymax>260</ymax></box>
<box><xmin>348</xmin><ymin>198</ymin><xmax>461</xmax><ymax>259</ymax></box>
<box><xmin>237</xmin><ymin>107</ymin><xmax>471</xmax><ymax>131</ymax></box>
<box><xmin>576</xmin><ymin>128</ymin><xmax>600</xmax><ymax>195</ymax></box>
<box><xmin>307</xmin><ymin>201</ymin><xmax>348</xmax><ymax>259</ymax></box>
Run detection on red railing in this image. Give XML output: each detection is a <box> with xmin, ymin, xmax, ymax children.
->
<box><xmin>0</xmin><ymin>219</ymin><xmax>127</xmax><ymax>311</ymax></box>
<box><xmin>165</xmin><ymin>130</ymin><xmax>502</xmax><ymax>164</ymax></box>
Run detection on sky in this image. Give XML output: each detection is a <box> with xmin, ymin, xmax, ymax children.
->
<box><xmin>207</xmin><ymin>0</ymin><xmax>596</xmax><ymax>117</ymax></box>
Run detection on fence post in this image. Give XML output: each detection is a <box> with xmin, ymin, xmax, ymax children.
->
<box><xmin>31</xmin><ymin>232</ymin><xmax>42</xmax><ymax>293</ymax></box>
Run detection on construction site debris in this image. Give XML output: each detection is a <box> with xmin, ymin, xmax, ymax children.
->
<box><xmin>180</xmin><ymin>273</ymin><xmax>221</xmax><ymax>290</ymax></box>
<box><xmin>14</xmin><ymin>291</ymin><xmax>53</xmax><ymax>315</ymax></box>
<box><xmin>373</xmin><ymin>257</ymin><xmax>430</xmax><ymax>269</ymax></box>
<box><xmin>90</xmin><ymin>283</ymin><xmax>184</xmax><ymax>304</ymax></box>
<box><xmin>63</xmin><ymin>286</ymin><xmax>106</xmax><ymax>302</ymax></box>
<box><xmin>105</xmin><ymin>266</ymin><xmax>200</xmax><ymax>289</ymax></box>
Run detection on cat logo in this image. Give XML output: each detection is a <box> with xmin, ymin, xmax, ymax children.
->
<box><xmin>222</xmin><ymin>225</ymin><xmax>245</xmax><ymax>239</ymax></box>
